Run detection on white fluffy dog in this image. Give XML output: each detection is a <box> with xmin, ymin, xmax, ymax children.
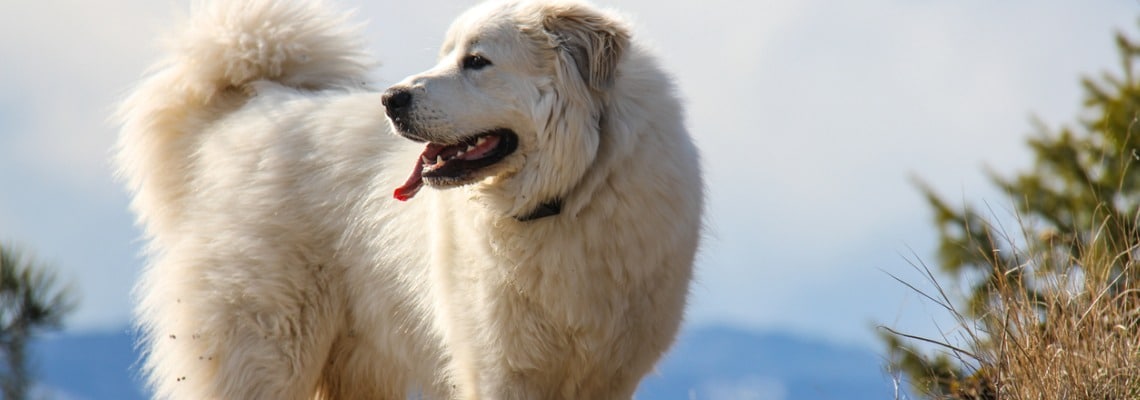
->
<box><xmin>116</xmin><ymin>0</ymin><xmax>702</xmax><ymax>399</ymax></box>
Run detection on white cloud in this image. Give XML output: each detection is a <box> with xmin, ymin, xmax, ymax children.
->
<box><xmin>661</xmin><ymin>0</ymin><xmax>1135</xmax><ymax>346</ymax></box>
<box><xmin>701</xmin><ymin>376</ymin><xmax>787</xmax><ymax>400</ymax></box>
<box><xmin>31</xmin><ymin>384</ymin><xmax>85</xmax><ymax>400</ymax></box>
<box><xmin>0</xmin><ymin>0</ymin><xmax>170</xmax><ymax>196</ymax></box>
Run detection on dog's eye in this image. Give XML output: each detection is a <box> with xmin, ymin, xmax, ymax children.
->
<box><xmin>461</xmin><ymin>54</ymin><xmax>492</xmax><ymax>71</ymax></box>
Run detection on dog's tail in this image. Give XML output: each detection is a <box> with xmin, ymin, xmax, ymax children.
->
<box><xmin>115</xmin><ymin>0</ymin><xmax>372</xmax><ymax>238</ymax></box>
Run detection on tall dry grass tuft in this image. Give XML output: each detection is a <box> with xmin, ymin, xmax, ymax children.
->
<box><xmin>886</xmin><ymin>209</ymin><xmax>1140</xmax><ymax>399</ymax></box>
<box><xmin>976</xmin><ymin>214</ymin><xmax>1140</xmax><ymax>399</ymax></box>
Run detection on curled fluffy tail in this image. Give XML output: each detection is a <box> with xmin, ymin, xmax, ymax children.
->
<box><xmin>158</xmin><ymin>0</ymin><xmax>373</xmax><ymax>99</ymax></box>
<box><xmin>115</xmin><ymin>0</ymin><xmax>372</xmax><ymax>239</ymax></box>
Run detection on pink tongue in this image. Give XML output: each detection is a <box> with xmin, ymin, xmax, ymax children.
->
<box><xmin>393</xmin><ymin>160</ymin><xmax>424</xmax><ymax>201</ymax></box>
<box><xmin>394</xmin><ymin>143</ymin><xmax>446</xmax><ymax>201</ymax></box>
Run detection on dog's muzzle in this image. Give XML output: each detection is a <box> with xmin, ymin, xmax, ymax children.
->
<box><xmin>382</xmin><ymin>87</ymin><xmax>423</xmax><ymax>141</ymax></box>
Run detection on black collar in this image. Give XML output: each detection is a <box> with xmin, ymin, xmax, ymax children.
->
<box><xmin>514</xmin><ymin>198</ymin><xmax>563</xmax><ymax>222</ymax></box>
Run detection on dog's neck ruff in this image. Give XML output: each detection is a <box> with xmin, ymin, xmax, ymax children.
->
<box><xmin>512</xmin><ymin>74</ymin><xmax>611</xmax><ymax>224</ymax></box>
<box><xmin>515</xmin><ymin>198</ymin><xmax>563</xmax><ymax>222</ymax></box>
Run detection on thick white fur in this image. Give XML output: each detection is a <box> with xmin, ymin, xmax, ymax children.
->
<box><xmin>116</xmin><ymin>0</ymin><xmax>702</xmax><ymax>399</ymax></box>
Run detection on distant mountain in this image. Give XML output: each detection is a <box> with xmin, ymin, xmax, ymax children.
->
<box><xmin>636</xmin><ymin>326</ymin><xmax>902</xmax><ymax>400</ymax></box>
<box><xmin>28</xmin><ymin>326</ymin><xmax>900</xmax><ymax>400</ymax></box>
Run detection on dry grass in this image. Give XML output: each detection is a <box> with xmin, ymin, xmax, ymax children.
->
<box><xmin>887</xmin><ymin>211</ymin><xmax>1140</xmax><ymax>400</ymax></box>
<box><xmin>980</xmin><ymin>257</ymin><xmax>1140</xmax><ymax>398</ymax></box>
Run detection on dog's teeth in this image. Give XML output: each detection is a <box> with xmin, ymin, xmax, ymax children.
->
<box><xmin>466</xmin><ymin>145</ymin><xmax>476</xmax><ymax>152</ymax></box>
<box><xmin>456</xmin><ymin>151</ymin><xmax>466</xmax><ymax>158</ymax></box>
<box><xmin>436</xmin><ymin>155</ymin><xmax>443</xmax><ymax>164</ymax></box>
<box><xmin>476</xmin><ymin>137</ymin><xmax>486</xmax><ymax>146</ymax></box>
<box><xmin>421</xmin><ymin>155</ymin><xmax>430</xmax><ymax>164</ymax></box>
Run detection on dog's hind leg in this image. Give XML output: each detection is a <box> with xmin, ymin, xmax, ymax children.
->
<box><xmin>137</xmin><ymin>243</ymin><xmax>347</xmax><ymax>399</ymax></box>
<box><xmin>312</xmin><ymin>334</ymin><xmax>410</xmax><ymax>400</ymax></box>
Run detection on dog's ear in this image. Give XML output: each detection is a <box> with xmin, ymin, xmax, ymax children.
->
<box><xmin>541</xmin><ymin>4</ymin><xmax>630</xmax><ymax>91</ymax></box>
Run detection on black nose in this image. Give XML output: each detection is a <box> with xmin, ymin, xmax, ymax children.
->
<box><xmin>382</xmin><ymin>88</ymin><xmax>412</xmax><ymax>118</ymax></box>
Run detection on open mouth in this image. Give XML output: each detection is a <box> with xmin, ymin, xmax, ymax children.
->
<box><xmin>394</xmin><ymin>128</ymin><xmax>518</xmax><ymax>201</ymax></box>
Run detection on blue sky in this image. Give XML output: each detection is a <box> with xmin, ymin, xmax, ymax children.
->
<box><xmin>0</xmin><ymin>0</ymin><xmax>1135</xmax><ymax>352</ymax></box>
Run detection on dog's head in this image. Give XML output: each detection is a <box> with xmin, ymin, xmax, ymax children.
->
<box><xmin>384</xmin><ymin>0</ymin><xmax>629</xmax><ymax>218</ymax></box>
